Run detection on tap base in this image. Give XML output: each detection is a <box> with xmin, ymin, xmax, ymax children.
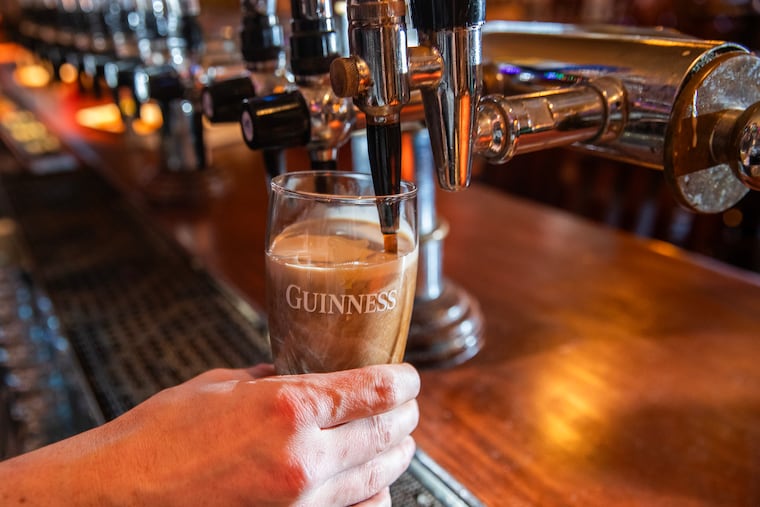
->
<box><xmin>140</xmin><ymin>167</ymin><xmax>229</xmax><ymax>206</ymax></box>
<box><xmin>405</xmin><ymin>279</ymin><xmax>484</xmax><ymax>369</ymax></box>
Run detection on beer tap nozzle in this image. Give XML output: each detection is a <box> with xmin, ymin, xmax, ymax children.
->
<box><xmin>409</xmin><ymin>0</ymin><xmax>484</xmax><ymax>191</ymax></box>
<box><xmin>330</xmin><ymin>0</ymin><xmax>410</xmax><ymax>246</ymax></box>
<box><xmin>238</xmin><ymin>0</ymin><xmax>354</xmax><ymax>177</ymax></box>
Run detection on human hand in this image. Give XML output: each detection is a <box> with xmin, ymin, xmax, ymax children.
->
<box><xmin>0</xmin><ymin>363</ymin><xmax>420</xmax><ymax>507</ymax></box>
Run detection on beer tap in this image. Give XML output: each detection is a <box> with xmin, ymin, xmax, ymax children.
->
<box><xmin>201</xmin><ymin>0</ymin><xmax>294</xmax><ymax>181</ymax></box>
<box><xmin>53</xmin><ymin>0</ymin><xmax>80</xmax><ymax>79</ymax></box>
<box><xmin>329</xmin><ymin>0</ymin><xmax>411</xmax><ymax>247</ymax></box>
<box><xmin>328</xmin><ymin>0</ymin><xmax>487</xmax><ymax>365</ymax></box>
<box><xmin>103</xmin><ymin>0</ymin><xmax>168</xmax><ymax>126</ymax></box>
<box><xmin>13</xmin><ymin>0</ymin><xmax>58</xmax><ymax>73</ymax></box>
<box><xmin>409</xmin><ymin>0</ymin><xmax>484</xmax><ymax>191</ymax></box>
<box><xmin>103</xmin><ymin>0</ymin><xmax>143</xmax><ymax>123</ymax></box>
<box><xmin>474</xmin><ymin>23</ymin><xmax>760</xmax><ymax>214</ymax></box>
<box><xmin>129</xmin><ymin>0</ymin><xmax>228</xmax><ymax>203</ymax></box>
<box><xmin>330</xmin><ymin>13</ymin><xmax>760</xmax><ymax>367</ymax></box>
<box><xmin>75</xmin><ymin>0</ymin><xmax>113</xmax><ymax>96</ymax></box>
<box><xmin>237</xmin><ymin>0</ymin><xmax>354</xmax><ymax>173</ymax></box>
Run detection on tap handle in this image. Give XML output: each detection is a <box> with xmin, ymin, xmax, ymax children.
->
<box><xmin>240</xmin><ymin>90</ymin><xmax>310</xmax><ymax>150</ymax></box>
<box><xmin>105</xmin><ymin>59</ymin><xmax>142</xmax><ymax>116</ymax></box>
<box><xmin>134</xmin><ymin>64</ymin><xmax>184</xmax><ymax>103</ymax></box>
<box><xmin>240</xmin><ymin>5</ymin><xmax>285</xmax><ymax>64</ymax></box>
<box><xmin>288</xmin><ymin>0</ymin><xmax>340</xmax><ymax>76</ymax></box>
<box><xmin>410</xmin><ymin>0</ymin><xmax>485</xmax><ymax>31</ymax></box>
<box><xmin>202</xmin><ymin>76</ymin><xmax>256</xmax><ymax>123</ymax></box>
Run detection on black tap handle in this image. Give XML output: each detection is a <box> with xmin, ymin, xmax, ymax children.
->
<box><xmin>104</xmin><ymin>59</ymin><xmax>140</xmax><ymax>90</ymax></box>
<box><xmin>181</xmin><ymin>15</ymin><xmax>204</xmax><ymax>53</ymax></box>
<box><xmin>240</xmin><ymin>9</ymin><xmax>285</xmax><ymax>64</ymax></box>
<box><xmin>366</xmin><ymin>123</ymin><xmax>402</xmax><ymax>234</ymax></box>
<box><xmin>134</xmin><ymin>65</ymin><xmax>184</xmax><ymax>103</ymax></box>
<box><xmin>240</xmin><ymin>91</ymin><xmax>310</xmax><ymax>150</ymax></box>
<box><xmin>410</xmin><ymin>0</ymin><xmax>485</xmax><ymax>32</ymax></box>
<box><xmin>202</xmin><ymin>76</ymin><xmax>256</xmax><ymax>123</ymax></box>
<box><xmin>288</xmin><ymin>0</ymin><xmax>340</xmax><ymax>76</ymax></box>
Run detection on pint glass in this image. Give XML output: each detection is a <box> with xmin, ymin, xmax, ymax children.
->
<box><xmin>265</xmin><ymin>171</ymin><xmax>418</xmax><ymax>374</ymax></box>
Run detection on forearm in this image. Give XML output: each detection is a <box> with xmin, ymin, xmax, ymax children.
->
<box><xmin>0</xmin><ymin>420</ymin><xmax>139</xmax><ymax>506</ymax></box>
<box><xmin>0</xmin><ymin>364</ymin><xmax>421</xmax><ymax>506</ymax></box>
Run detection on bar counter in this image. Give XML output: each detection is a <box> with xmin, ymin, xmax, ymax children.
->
<box><xmin>5</xmin><ymin>76</ymin><xmax>760</xmax><ymax>506</ymax></box>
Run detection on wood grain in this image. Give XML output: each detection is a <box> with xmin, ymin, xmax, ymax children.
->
<box><xmin>10</xmin><ymin>81</ymin><xmax>760</xmax><ymax>507</ymax></box>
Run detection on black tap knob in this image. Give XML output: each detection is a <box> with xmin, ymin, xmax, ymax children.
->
<box><xmin>410</xmin><ymin>0</ymin><xmax>485</xmax><ymax>31</ymax></box>
<box><xmin>240</xmin><ymin>90</ymin><xmax>310</xmax><ymax>151</ymax></box>
<box><xmin>240</xmin><ymin>7</ymin><xmax>285</xmax><ymax>65</ymax></box>
<box><xmin>288</xmin><ymin>0</ymin><xmax>340</xmax><ymax>76</ymax></box>
<box><xmin>201</xmin><ymin>76</ymin><xmax>256</xmax><ymax>123</ymax></box>
<box><xmin>134</xmin><ymin>64</ymin><xmax>184</xmax><ymax>104</ymax></box>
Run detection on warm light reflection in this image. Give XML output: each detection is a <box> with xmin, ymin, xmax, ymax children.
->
<box><xmin>539</xmin><ymin>381</ymin><xmax>600</xmax><ymax>451</ymax></box>
<box><xmin>648</xmin><ymin>239</ymin><xmax>682</xmax><ymax>259</ymax></box>
<box><xmin>12</xmin><ymin>64</ymin><xmax>51</xmax><ymax>88</ymax></box>
<box><xmin>131</xmin><ymin>102</ymin><xmax>163</xmax><ymax>135</ymax></box>
<box><xmin>723</xmin><ymin>208</ymin><xmax>743</xmax><ymax>228</ymax></box>
<box><xmin>528</xmin><ymin>344</ymin><xmax>618</xmax><ymax>456</ymax></box>
<box><xmin>59</xmin><ymin>63</ymin><xmax>79</xmax><ymax>84</ymax></box>
<box><xmin>401</xmin><ymin>132</ymin><xmax>414</xmax><ymax>181</ymax></box>
<box><xmin>118</xmin><ymin>96</ymin><xmax>137</xmax><ymax>118</ymax></box>
<box><xmin>74</xmin><ymin>103</ymin><xmax>125</xmax><ymax>134</ymax></box>
<box><xmin>74</xmin><ymin>101</ymin><xmax>163</xmax><ymax>136</ymax></box>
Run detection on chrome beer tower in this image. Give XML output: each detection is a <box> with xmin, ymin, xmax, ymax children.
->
<box><xmin>329</xmin><ymin>0</ymin><xmax>488</xmax><ymax>366</ymax></box>
<box><xmin>207</xmin><ymin>0</ymin><xmax>486</xmax><ymax>366</ymax></box>
<box><xmin>249</xmin><ymin>0</ymin><xmax>760</xmax><ymax>367</ymax></box>
<box><xmin>7</xmin><ymin>2</ymin><xmax>760</xmax><ymax>366</ymax></box>
<box><xmin>202</xmin><ymin>0</ymin><xmax>358</xmax><ymax>185</ymax></box>
<box><xmin>125</xmin><ymin>0</ymin><xmax>232</xmax><ymax>202</ymax></box>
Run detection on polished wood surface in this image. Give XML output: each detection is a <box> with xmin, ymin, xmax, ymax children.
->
<box><xmin>6</xmin><ymin>78</ymin><xmax>760</xmax><ymax>506</ymax></box>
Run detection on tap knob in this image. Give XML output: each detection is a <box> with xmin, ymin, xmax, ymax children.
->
<box><xmin>134</xmin><ymin>64</ymin><xmax>184</xmax><ymax>104</ymax></box>
<box><xmin>240</xmin><ymin>0</ymin><xmax>286</xmax><ymax>66</ymax></box>
<box><xmin>331</xmin><ymin>0</ymin><xmax>410</xmax><ymax>241</ymax></box>
<box><xmin>202</xmin><ymin>76</ymin><xmax>256</xmax><ymax>123</ymax></box>
<box><xmin>329</xmin><ymin>56</ymin><xmax>367</xmax><ymax>98</ymax></box>
<box><xmin>288</xmin><ymin>0</ymin><xmax>340</xmax><ymax>76</ymax></box>
<box><xmin>240</xmin><ymin>90</ymin><xmax>310</xmax><ymax>151</ymax></box>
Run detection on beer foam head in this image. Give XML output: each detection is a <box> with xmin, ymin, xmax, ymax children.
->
<box><xmin>271</xmin><ymin>234</ymin><xmax>375</xmax><ymax>264</ymax></box>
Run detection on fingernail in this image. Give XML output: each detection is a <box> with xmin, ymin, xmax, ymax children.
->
<box><xmin>403</xmin><ymin>435</ymin><xmax>416</xmax><ymax>460</ymax></box>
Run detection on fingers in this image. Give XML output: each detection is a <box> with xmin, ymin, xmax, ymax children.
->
<box><xmin>188</xmin><ymin>364</ymin><xmax>275</xmax><ymax>385</ymax></box>
<box><xmin>325</xmin><ymin>399</ymin><xmax>419</xmax><ymax>472</ymax></box>
<box><xmin>246</xmin><ymin>363</ymin><xmax>277</xmax><ymax>378</ymax></box>
<box><xmin>271</xmin><ymin>363</ymin><xmax>420</xmax><ymax>429</ymax></box>
<box><xmin>307</xmin><ymin>436</ymin><xmax>415</xmax><ymax>507</ymax></box>
<box><xmin>353</xmin><ymin>487</ymin><xmax>391</xmax><ymax>507</ymax></box>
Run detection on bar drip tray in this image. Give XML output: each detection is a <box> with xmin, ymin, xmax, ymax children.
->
<box><xmin>0</xmin><ymin>167</ymin><xmax>481</xmax><ymax>506</ymax></box>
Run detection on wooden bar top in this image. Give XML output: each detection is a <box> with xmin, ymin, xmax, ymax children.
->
<box><xmin>6</xmin><ymin>79</ymin><xmax>760</xmax><ymax>506</ymax></box>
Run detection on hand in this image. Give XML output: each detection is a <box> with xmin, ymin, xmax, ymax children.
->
<box><xmin>0</xmin><ymin>363</ymin><xmax>421</xmax><ymax>507</ymax></box>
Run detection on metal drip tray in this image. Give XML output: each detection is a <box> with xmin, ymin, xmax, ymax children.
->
<box><xmin>0</xmin><ymin>167</ymin><xmax>480</xmax><ymax>506</ymax></box>
<box><xmin>1</xmin><ymin>169</ymin><xmax>271</xmax><ymax>419</ymax></box>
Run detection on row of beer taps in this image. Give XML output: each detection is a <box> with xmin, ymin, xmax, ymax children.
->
<box><xmin>5</xmin><ymin>0</ymin><xmax>760</xmax><ymax>367</ymax></box>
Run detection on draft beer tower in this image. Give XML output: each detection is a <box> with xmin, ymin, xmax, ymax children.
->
<box><xmin>331</xmin><ymin>0</ymin><xmax>760</xmax><ymax>367</ymax></box>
